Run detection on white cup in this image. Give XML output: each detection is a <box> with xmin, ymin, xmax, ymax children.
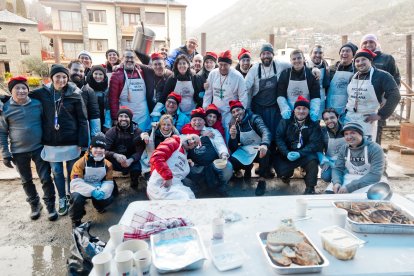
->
<box><xmin>333</xmin><ymin>208</ymin><xmax>348</xmax><ymax>228</ymax></box>
<box><xmin>212</xmin><ymin>217</ymin><xmax>225</xmax><ymax>239</ymax></box>
<box><xmin>133</xmin><ymin>249</ymin><xmax>152</xmax><ymax>275</ymax></box>
<box><xmin>92</xmin><ymin>252</ymin><xmax>112</xmax><ymax>276</ymax></box>
<box><xmin>115</xmin><ymin>250</ymin><xmax>133</xmax><ymax>275</ymax></box>
<box><xmin>108</xmin><ymin>225</ymin><xmax>124</xmax><ymax>247</ymax></box>
<box><xmin>296</xmin><ymin>198</ymin><xmax>308</xmax><ymax>218</ymax></box>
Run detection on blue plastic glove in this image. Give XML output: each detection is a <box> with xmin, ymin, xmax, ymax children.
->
<box><xmin>310</xmin><ymin>98</ymin><xmax>321</xmax><ymax>122</ymax></box>
<box><xmin>281</xmin><ymin>110</ymin><xmax>292</xmax><ymax>120</ymax></box>
<box><xmin>91</xmin><ymin>189</ymin><xmax>105</xmax><ymax>200</ymax></box>
<box><xmin>310</xmin><ymin>111</ymin><xmax>319</xmax><ymax>122</ymax></box>
<box><xmin>287</xmin><ymin>151</ymin><xmax>300</xmax><ymax>161</ymax></box>
<box><xmin>320</xmin><ymin>156</ymin><xmax>330</xmax><ymax>166</ymax></box>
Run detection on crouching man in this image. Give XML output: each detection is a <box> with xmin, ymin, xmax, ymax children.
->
<box><xmin>326</xmin><ymin>122</ymin><xmax>386</xmax><ymax>194</ymax></box>
<box><xmin>228</xmin><ymin>100</ymin><xmax>272</xmax><ymax>196</ymax></box>
<box><xmin>69</xmin><ymin>134</ymin><xmax>115</xmax><ymax>227</ymax></box>
<box><xmin>147</xmin><ymin>134</ymin><xmax>200</xmax><ymax>200</ymax></box>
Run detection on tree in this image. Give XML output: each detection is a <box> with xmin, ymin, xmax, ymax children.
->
<box><xmin>21</xmin><ymin>57</ymin><xmax>49</xmax><ymax>78</ymax></box>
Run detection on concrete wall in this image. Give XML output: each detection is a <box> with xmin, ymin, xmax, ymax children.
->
<box><xmin>0</xmin><ymin>23</ymin><xmax>42</xmax><ymax>76</ymax></box>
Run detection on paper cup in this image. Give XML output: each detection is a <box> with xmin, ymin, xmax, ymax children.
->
<box><xmin>212</xmin><ymin>217</ymin><xmax>225</xmax><ymax>239</ymax></box>
<box><xmin>296</xmin><ymin>198</ymin><xmax>308</xmax><ymax>218</ymax></box>
<box><xmin>115</xmin><ymin>250</ymin><xmax>133</xmax><ymax>275</ymax></box>
<box><xmin>92</xmin><ymin>252</ymin><xmax>112</xmax><ymax>276</ymax></box>
<box><xmin>333</xmin><ymin>208</ymin><xmax>348</xmax><ymax>228</ymax></box>
<box><xmin>108</xmin><ymin>225</ymin><xmax>124</xmax><ymax>247</ymax></box>
<box><xmin>133</xmin><ymin>249</ymin><xmax>152</xmax><ymax>275</ymax></box>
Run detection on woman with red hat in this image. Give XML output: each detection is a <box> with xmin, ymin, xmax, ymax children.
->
<box><xmin>205</xmin><ymin>103</ymin><xmax>225</xmax><ymax>139</ymax></box>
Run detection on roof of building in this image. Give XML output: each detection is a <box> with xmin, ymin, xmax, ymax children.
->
<box><xmin>39</xmin><ymin>0</ymin><xmax>186</xmax><ymax>7</ymax></box>
<box><xmin>0</xmin><ymin>10</ymin><xmax>38</xmax><ymax>25</ymax></box>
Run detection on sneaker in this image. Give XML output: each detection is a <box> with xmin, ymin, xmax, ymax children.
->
<box><xmin>255</xmin><ymin>180</ymin><xmax>266</xmax><ymax>196</ymax></box>
<box><xmin>47</xmin><ymin>205</ymin><xmax>58</xmax><ymax>221</ymax></box>
<box><xmin>281</xmin><ymin>176</ymin><xmax>290</xmax><ymax>185</ymax></box>
<box><xmin>234</xmin><ymin>170</ymin><xmax>243</xmax><ymax>178</ymax></box>
<box><xmin>324</xmin><ymin>190</ymin><xmax>334</xmax><ymax>194</ymax></box>
<box><xmin>304</xmin><ymin>187</ymin><xmax>316</xmax><ymax>195</ymax></box>
<box><xmin>58</xmin><ymin>197</ymin><xmax>68</xmax><ymax>216</ymax></box>
<box><xmin>30</xmin><ymin>203</ymin><xmax>43</xmax><ymax>220</ymax></box>
<box><xmin>72</xmin><ymin>220</ymin><xmax>82</xmax><ymax>228</ymax></box>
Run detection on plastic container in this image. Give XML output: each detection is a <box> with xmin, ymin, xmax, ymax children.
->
<box><xmin>213</xmin><ymin>159</ymin><xmax>227</xmax><ymax>169</ymax></box>
<box><xmin>319</xmin><ymin>226</ymin><xmax>365</xmax><ymax>260</ymax></box>
<box><xmin>210</xmin><ymin>242</ymin><xmax>246</xmax><ymax>271</ymax></box>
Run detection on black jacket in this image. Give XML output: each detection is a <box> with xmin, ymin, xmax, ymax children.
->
<box><xmin>30</xmin><ymin>83</ymin><xmax>89</xmax><ymax>147</ymax></box>
<box><xmin>162</xmin><ymin>74</ymin><xmax>204</xmax><ymax>107</ymax></box>
<box><xmin>77</xmin><ymin>83</ymin><xmax>100</xmax><ymax>120</ymax></box>
<box><xmin>105</xmin><ymin>124</ymin><xmax>145</xmax><ymax>161</ymax></box>
<box><xmin>373</xmin><ymin>51</ymin><xmax>401</xmax><ymax>87</ymax></box>
<box><xmin>228</xmin><ymin>109</ymin><xmax>272</xmax><ymax>152</ymax></box>
<box><xmin>277</xmin><ymin>67</ymin><xmax>320</xmax><ymax>100</ymax></box>
<box><xmin>275</xmin><ymin>116</ymin><xmax>322</xmax><ymax>158</ymax></box>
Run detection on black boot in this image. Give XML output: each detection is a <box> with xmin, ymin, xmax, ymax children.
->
<box><xmin>46</xmin><ymin>204</ymin><xmax>58</xmax><ymax>221</ymax></box>
<box><xmin>304</xmin><ymin>186</ymin><xmax>316</xmax><ymax>195</ymax></box>
<box><xmin>255</xmin><ymin>180</ymin><xmax>266</xmax><ymax>196</ymax></box>
<box><xmin>130</xmin><ymin>171</ymin><xmax>140</xmax><ymax>189</ymax></box>
<box><xmin>30</xmin><ymin>202</ymin><xmax>43</xmax><ymax>220</ymax></box>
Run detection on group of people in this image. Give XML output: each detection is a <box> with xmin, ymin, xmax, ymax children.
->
<box><xmin>0</xmin><ymin>33</ymin><xmax>400</xmax><ymax>227</ymax></box>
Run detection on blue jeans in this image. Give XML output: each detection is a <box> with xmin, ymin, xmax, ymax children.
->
<box><xmin>321</xmin><ymin>166</ymin><xmax>332</xmax><ymax>183</ymax></box>
<box><xmin>50</xmin><ymin>159</ymin><xmax>78</xmax><ymax>199</ymax></box>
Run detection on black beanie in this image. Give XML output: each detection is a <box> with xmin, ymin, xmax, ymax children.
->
<box><xmin>90</xmin><ymin>133</ymin><xmax>107</xmax><ymax>148</ymax></box>
<box><xmin>339</xmin><ymin>42</ymin><xmax>358</xmax><ymax>56</ymax></box>
<box><xmin>50</xmin><ymin>64</ymin><xmax>69</xmax><ymax>78</ymax></box>
<box><xmin>117</xmin><ymin>106</ymin><xmax>133</xmax><ymax>120</ymax></box>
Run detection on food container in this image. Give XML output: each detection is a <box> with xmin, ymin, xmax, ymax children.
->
<box><xmin>115</xmin><ymin>239</ymin><xmax>149</xmax><ymax>254</ymax></box>
<box><xmin>319</xmin><ymin>226</ymin><xmax>365</xmax><ymax>260</ymax></box>
<box><xmin>210</xmin><ymin>242</ymin><xmax>246</xmax><ymax>271</ymax></box>
<box><xmin>257</xmin><ymin>231</ymin><xmax>329</xmax><ymax>274</ymax></box>
<box><xmin>213</xmin><ymin>159</ymin><xmax>227</xmax><ymax>169</ymax></box>
<box><xmin>333</xmin><ymin>200</ymin><xmax>414</xmax><ymax>234</ymax></box>
<box><xmin>150</xmin><ymin>227</ymin><xmax>207</xmax><ymax>273</ymax></box>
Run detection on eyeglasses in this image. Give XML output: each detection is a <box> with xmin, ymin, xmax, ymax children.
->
<box><xmin>124</xmin><ymin>56</ymin><xmax>134</xmax><ymax>60</ymax></box>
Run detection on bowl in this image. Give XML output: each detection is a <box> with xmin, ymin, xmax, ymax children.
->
<box><xmin>213</xmin><ymin>159</ymin><xmax>227</xmax><ymax>169</ymax></box>
<box><xmin>115</xmin><ymin>239</ymin><xmax>149</xmax><ymax>254</ymax></box>
<box><xmin>367</xmin><ymin>182</ymin><xmax>392</xmax><ymax>200</ymax></box>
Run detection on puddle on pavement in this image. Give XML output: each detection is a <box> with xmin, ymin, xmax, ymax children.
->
<box><xmin>0</xmin><ymin>245</ymin><xmax>69</xmax><ymax>275</ymax></box>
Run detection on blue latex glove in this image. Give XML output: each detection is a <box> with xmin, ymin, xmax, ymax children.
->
<box><xmin>320</xmin><ymin>156</ymin><xmax>330</xmax><ymax>166</ymax></box>
<box><xmin>281</xmin><ymin>110</ymin><xmax>292</xmax><ymax>120</ymax></box>
<box><xmin>198</xmin><ymin>91</ymin><xmax>205</xmax><ymax>99</ymax></box>
<box><xmin>310</xmin><ymin>111</ymin><xmax>319</xmax><ymax>122</ymax></box>
<box><xmin>91</xmin><ymin>189</ymin><xmax>105</xmax><ymax>200</ymax></box>
<box><xmin>287</xmin><ymin>151</ymin><xmax>300</xmax><ymax>161</ymax></box>
<box><xmin>310</xmin><ymin>98</ymin><xmax>321</xmax><ymax>122</ymax></box>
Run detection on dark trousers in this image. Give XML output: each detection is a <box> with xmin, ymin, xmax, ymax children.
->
<box><xmin>107</xmin><ymin>156</ymin><xmax>141</xmax><ymax>181</ymax></box>
<box><xmin>376</xmin><ymin>119</ymin><xmax>386</xmax><ymax>145</ymax></box>
<box><xmin>275</xmin><ymin>156</ymin><xmax>319</xmax><ymax>187</ymax></box>
<box><xmin>69</xmin><ymin>192</ymin><xmax>114</xmax><ymax>222</ymax></box>
<box><xmin>230</xmin><ymin>150</ymin><xmax>270</xmax><ymax>177</ymax></box>
<box><xmin>13</xmin><ymin>147</ymin><xmax>56</xmax><ymax>207</ymax></box>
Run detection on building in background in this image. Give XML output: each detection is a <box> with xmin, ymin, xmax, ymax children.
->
<box><xmin>0</xmin><ymin>10</ymin><xmax>42</xmax><ymax>76</ymax></box>
<box><xmin>39</xmin><ymin>0</ymin><xmax>187</xmax><ymax>65</ymax></box>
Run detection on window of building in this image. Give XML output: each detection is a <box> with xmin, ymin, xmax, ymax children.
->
<box><xmin>88</xmin><ymin>10</ymin><xmax>106</xmax><ymax>23</ymax></box>
<box><xmin>90</xmin><ymin>39</ymin><xmax>108</xmax><ymax>52</ymax></box>
<box><xmin>59</xmin><ymin>11</ymin><xmax>82</xmax><ymax>32</ymax></box>
<box><xmin>0</xmin><ymin>40</ymin><xmax>6</xmax><ymax>54</ymax></box>
<box><xmin>123</xmin><ymin>39</ymin><xmax>133</xmax><ymax>50</ymax></box>
<box><xmin>20</xmin><ymin>41</ymin><xmax>30</xmax><ymax>55</ymax></box>
<box><xmin>123</xmin><ymin>13</ymin><xmax>140</xmax><ymax>27</ymax></box>
<box><xmin>145</xmin><ymin>12</ymin><xmax>165</xmax><ymax>25</ymax></box>
<box><xmin>62</xmin><ymin>40</ymin><xmax>84</xmax><ymax>59</ymax></box>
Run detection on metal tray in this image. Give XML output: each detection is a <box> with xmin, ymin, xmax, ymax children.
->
<box><xmin>257</xmin><ymin>231</ymin><xmax>329</xmax><ymax>274</ymax></box>
<box><xmin>150</xmin><ymin>227</ymin><xmax>207</xmax><ymax>274</ymax></box>
<box><xmin>333</xmin><ymin>200</ymin><xmax>414</xmax><ymax>234</ymax></box>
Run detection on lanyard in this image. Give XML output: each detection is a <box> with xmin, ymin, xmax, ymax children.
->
<box><xmin>219</xmin><ymin>74</ymin><xmax>228</xmax><ymax>100</ymax></box>
<box><xmin>53</xmin><ymin>91</ymin><xmax>63</xmax><ymax>131</ymax></box>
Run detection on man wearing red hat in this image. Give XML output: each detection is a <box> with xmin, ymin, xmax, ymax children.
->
<box><xmin>275</xmin><ymin>96</ymin><xmax>322</xmax><ymax>195</ymax></box>
<box><xmin>0</xmin><ymin>76</ymin><xmax>58</xmax><ymax>221</ymax></box>
<box><xmin>182</xmin><ymin>108</ymin><xmax>232</xmax><ymax>197</ymax></box>
<box><xmin>150</xmin><ymin>92</ymin><xmax>189</xmax><ymax>132</ymax></box>
<box><xmin>343</xmin><ymin>49</ymin><xmax>400</xmax><ymax>141</ymax></box>
<box><xmin>235</xmin><ymin>48</ymin><xmax>253</xmax><ymax>78</ymax></box>
<box><xmin>150</xmin><ymin>52</ymin><xmax>173</xmax><ymax>113</ymax></box>
<box><xmin>203</xmin><ymin>50</ymin><xmax>247</xmax><ymax>138</ymax></box>
<box><xmin>228</xmin><ymin>100</ymin><xmax>272</xmax><ymax>196</ymax></box>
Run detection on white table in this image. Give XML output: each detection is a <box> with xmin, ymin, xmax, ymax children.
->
<box><xmin>105</xmin><ymin>194</ymin><xmax>414</xmax><ymax>275</ymax></box>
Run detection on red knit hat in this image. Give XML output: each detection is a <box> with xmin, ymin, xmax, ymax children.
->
<box><xmin>218</xmin><ymin>50</ymin><xmax>232</xmax><ymax>64</ymax></box>
<box><xmin>151</xmin><ymin>52</ymin><xmax>164</xmax><ymax>60</ymax></box>
<box><xmin>354</xmin><ymin>48</ymin><xmax>377</xmax><ymax>61</ymax></box>
<box><xmin>229</xmin><ymin>100</ymin><xmax>244</xmax><ymax>111</ymax></box>
<box><xmin>190</xmin><ymin>107</ymin><xmax>206</xmax><ymax>120</ymax></box>
<box><xmin>8</xmin><ymin>76</ymin><xmax>29</xmax><ymax>92</ymax></box>
<box><xmin>294</xmin><ymin>95</ymin><xmax>310</xmax><ymax>109</ymax></box>
<box><xmin>237</xmin><ymin>48</ymin><xmax>251</xmax><ymax>60</ymax></box>
<box><xmin>205</xmin><ymin>104</ymin><xmax>221</xmax><ymax>117</ymax></box>
<box><xmin>204</xmin><ymin>51</ymin><xmax>218</xmax><ymax>62</ymax></box>
<box><xmin>167</xmin><ymin>92</ymin><xmax>182</xmax><ymax>104</ymax></box>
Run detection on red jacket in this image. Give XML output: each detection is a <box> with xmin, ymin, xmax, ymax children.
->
<box><xmin>181</xmin><ymin>123</ymin><xmax>201</xmax><ymax>135</ymax></box>
<box><xmin>150</xmin><ymin>135</ymin><xmax>184</xmax><ymax>180</ymax></box>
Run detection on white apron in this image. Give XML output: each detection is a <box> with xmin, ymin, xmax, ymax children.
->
<box><xmin>326</xmin><ymin>68</ymin><xmax>353</xmax><ymax>116</ymax></box>
<box><xmin>119</xmin><ymin>69</ymin><xmax>151</xmax><ymax>131</ymax></box>
<box><xmin>286</xmin><ymin>69</ymin><xmax>310</xmax><ymax>109</ymax></box>
<box><xmin>344</xmin><ymin>68</ymin><xmax>379</xmax><ymax>141</ymax></box>
<box><xmin>231</xmin><ymin>121</ymin><xmax>262</xmax><ymax>165</ymax></box>
<box><xmin>147</xmin><ymin>146</ymin><xmax>195</xmax><ymax>200</ymax></box>
<box><xmin>41</xmin><ymin>145</ymin><xmax>80</xmax><ymax>162</ymax></box>
<box><xmin>318</xmin><ymin>68</ymin><xmax>326</xmax><ymax>119</ymax></box>
<box><xmin>84</xmin><ymin>165</ymin><xmax>107</xmax><ymax>185</ymax></box>
<box><xmin>174</xmin><ymin>80</ymin><xmax>195</xmax><ymax>115</ymax></box>
<box><xmin>326</xmin><ymin>130</ymin><xmax>346</xmax><ymax>161</ymax></box>
<box><xmin>211</xmin><ymin>75</ymin><xmax>236</xmax><ymax>131</ymax></box>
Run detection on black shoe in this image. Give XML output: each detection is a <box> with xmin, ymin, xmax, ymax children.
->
<box><xmin>47</xmin><ymin>205</ymin><xmax>58</xmax><ymax>221</ymax></box>
<box><xmin>72</xmin><ymin>220</ymin><xmax>82</xmax><ymax>228</ymax></box>
<box><xmin>217</xmin><ymin>190</ymin><xmax>229</xmax><ymax>198</ymax></box>
<box><xmin>324</xmin><ymin>190</ymin><xmax>334</xmax><ymax>194</ymax></box>
<box><xmin>96</xmin><ymin>208</ymin><xmax>106</xmax><ymax>214</ymax></box>
<box><xmin>281</xmin><ymin>176</ymin><xmax>290</xmax><ymax>185</ymax></box>
<box><xmin>255</xmin><ymin>180</ymin><xmax>266</xmax><ymax>196</ymax></box>
<box><xmin>244</xmin><ymin>169</ymin><xmax>252</xmax><ymax>179</ymax></box>
<box><xmin>304</xmin><ymin>187</ymin><xmax>316</xmax><ymax>195</ymax></box>
<box><xmin>264</xmin><ymin>171</ymin><xmax>275</xmax><ymax>179</ymax></box>
<box><xmin>30</xmin><ymin>202</ymin><xmax>43</xmax><ymax>220</ymax></box>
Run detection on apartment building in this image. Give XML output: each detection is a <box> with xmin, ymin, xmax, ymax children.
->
<box><xmin>39</xmin><ymin>0</ymin><xmax>186</xmax><ymax>65</ymax></box>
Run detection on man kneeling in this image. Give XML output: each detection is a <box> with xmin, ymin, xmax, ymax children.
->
<box><xmin>69</xmin><ymin>134</ymin><xmax>115</xmax><ymax>227</ymax></box>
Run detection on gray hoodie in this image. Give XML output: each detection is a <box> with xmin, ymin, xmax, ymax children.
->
<box><xmin>331</xmin><ymin>138</ymin><xmax>384</xmax><ymax>193</ymax></box>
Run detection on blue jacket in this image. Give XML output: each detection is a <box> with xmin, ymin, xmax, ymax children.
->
<box><xmin>151</xmin><ymin>106</ymin><xmax>189</xmax><ymax>133</ymax></box>
<box><xmin>166</xmin><ymin>45</ymin><xmax>198</xmax><ymax>69</ymax></box>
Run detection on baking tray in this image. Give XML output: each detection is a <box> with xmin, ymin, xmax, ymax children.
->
<box><xmin>150</xmin><ymin>227</ymin><xmax>207</xmax><ymax>273</ymax></box>
<box><xmin>257</xmin><ymin>231</ymin><xmax>329</xmax><ymax>274</ymax></box>
<box><xmin>333</xmin><ymin>200</ymin><xmax>414</xmax><ymax>234</ymax></box>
